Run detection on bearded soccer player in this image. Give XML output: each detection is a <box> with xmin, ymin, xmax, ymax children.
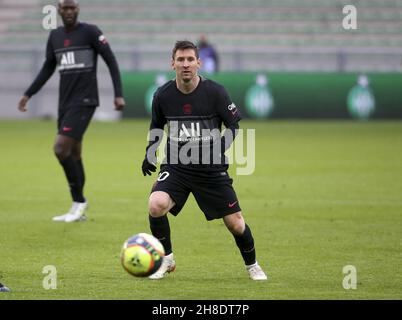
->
<box><xmin>18</xmin><ymin>0</ymin><xmax>125</xmax><ymax>222</ymax></box>
<box><xmin>141</xmin><ymin>40</ymin><xmax>267</xmax><ymax>280</ymax></box>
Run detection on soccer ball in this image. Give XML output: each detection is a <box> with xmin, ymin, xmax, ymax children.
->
<box><xmin>120</xmin><ymin>233</ymin><xmax>165</xmax><ymax>277</ymax></box>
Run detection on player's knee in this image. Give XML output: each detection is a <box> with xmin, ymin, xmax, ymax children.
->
<box><xmin>228</xmin><ymin>223</ymin><xmax>245</xmax><ymax>236</ymax></box>
<box><xmin>224</xmin><ymin>212</ymin><xmax>245</xmax><ymax>235</ymax></box>
<box><xmin>71</xmin><ymin>144</ymin><xmax>82</xmax><ymax>161</ymax></box>
<box><xmin>149</xmin><ymin>201</ymin><xmax>169</xmax><ymax>217</ymax></box>
<box><xmin>53</xmin><ymin>142</ymin><xmax>71</xmax><ymax>161</ymax></box>
<box><xmin>149</xmin><ymin>192</ymin><xmax>173</xmax><ymax>217</ymax></box>
<box><xmin>148</xmin><ymin>197</ymin><xmax>170</xmax><ymax>217</ymax></box>
<box><xmin>71</xmin><ymin>152</ymin><xmax>81</xmax><ymax>161</ymax></box>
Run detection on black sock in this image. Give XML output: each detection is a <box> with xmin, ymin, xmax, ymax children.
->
<box><xmin>59</xmin><ymin>156</ymin><xmax>85</xmax><ymax>203</ymax></box>
<box><xmin>149</xmin><ymin>215</ymin><xmax>172</xmax><ymax>255</ymax></box>
<box><xmin>75</xmin><ymin>158</ymin><xmax>86</xmax><ymax>192</ymax></box>
<box><xmin>233</xmin><ymin>224</ymin><xmax>256</xmax><ymax>266</ymax></box>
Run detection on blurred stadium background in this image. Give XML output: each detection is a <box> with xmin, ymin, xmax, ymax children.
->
<box><xmin>1</xmin><ymin>0</ymin><xmax>402</xmax><ymax>120</ymax></box>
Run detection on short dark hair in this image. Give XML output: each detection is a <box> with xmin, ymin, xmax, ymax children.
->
<box><xmin>172</xmin><ymin>40</ymin><xmax>199</xmax><ymax>60</ymax></box>
<box><xmin>58</xmin><ymin>0</ymin><xmax>79</xmax><ymax>5</ymax></box>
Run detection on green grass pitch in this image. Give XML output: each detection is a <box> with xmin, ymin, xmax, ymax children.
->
<box><xmin>0</xmin><ymin>119</ymin><xmax>401</xmax><ymax>300</ymax></box>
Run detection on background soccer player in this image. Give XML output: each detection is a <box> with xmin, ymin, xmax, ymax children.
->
<box><xmin>141</xmin><ymin>40</ymin><xmax>267</xmax><ymax>280</ymax></box>
<box><xmin>17</xmin><ymin>0</ymin><xmax>125</xmax><ymax>222</ymax></box>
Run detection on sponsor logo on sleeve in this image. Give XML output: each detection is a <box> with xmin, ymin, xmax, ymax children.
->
<box><xmin>228</xmin><ymin>103</ymin><xmax>238</xmax><ymax>116</ymax></box>
<box><xmin>99</xmin><ymin>35</ymin><xmax>108</xmax><ymax>45</ymax></box>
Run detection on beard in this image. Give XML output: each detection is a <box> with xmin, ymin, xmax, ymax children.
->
<box><xmin>181</xmin><ymin>71</ymin><xmax>194</xmax><ymax>83</ymax></box>
<box><xmin>62</xmin><ymin>15</ymin><xmax>78</xmax><ymax>27</ymax></box>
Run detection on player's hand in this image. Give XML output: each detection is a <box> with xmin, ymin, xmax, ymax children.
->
<box><xmin>18</xmin><ymin>95</ymin><xmax>30</xmax><ymax>112</ymax></box>
<box><xmin>114</xmin><ymin>97</ymin><xmax>125</xmax><ymax>111</ymax></box>
<box><xmin>142</xmin><ymin>158</ymin><xmax>157</xmax><ymax>176</ymax></box>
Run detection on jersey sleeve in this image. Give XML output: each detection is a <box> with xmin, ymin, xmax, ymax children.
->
<box><xmin>150</xmin><ymin>92</ymin><xmax>167</xmax><ymax>130</ymax></box>
<box><xmin>89</xmin><ymin>25</ymin><xmax>123</xmax><ymax>97</ymax></box>
<box><xmin>24</xmin><ymin>32</ymin><xmax>56</xmax><ymax>97</ymax></box>
<box><xmin>215</xmin><ymin>84</ymin><xmax>242</xmax><ymax>127</ymax></box>
<box><xmin>89</xmin><ymin>25</ymin><xmax>111</xmax><ymax>54</ymax></box>
<box><xmin>45</xmin><ymin>32</ymin><xmax>56</xmax><ymax>61</ymax></box>
<box><xmin>145</xmin><ymin>91</ymin><xmax>166</xmax><ymax>158</ymax></box>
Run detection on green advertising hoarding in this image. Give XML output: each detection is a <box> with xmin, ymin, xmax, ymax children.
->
<box><xmin>121</xmin><ymin>72</ymin><xmax>402</xmax><ymax>119</ymax></box>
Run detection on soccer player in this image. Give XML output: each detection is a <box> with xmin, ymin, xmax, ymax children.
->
<box><xmin>141</xmin><ymin>40</ymin><xmax>267</xmax><ymax>280</ymax></box>
<box><xmin>18</xmin><ymin>0</ymin><xmax>125</xmax><ymax>222</ymax></box>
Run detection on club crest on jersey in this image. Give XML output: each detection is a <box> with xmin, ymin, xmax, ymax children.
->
<box><xmin>183</xmin><ymin>104</ymin><xmax>192</xmax><ymax>115</ymax></box>
<box><xmin>63</xmin><ymin>39</ymin><xmax>71</xmax><ymax>47</ymax></box>
<box><xmin>99</xmin><ymin>35</ymin><xmax>108</xmax><ymax>44</ymax></box>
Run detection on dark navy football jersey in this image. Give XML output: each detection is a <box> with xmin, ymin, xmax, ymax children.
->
<box><xmin>25</xmin><ymin>23</ymin><xmax>122</xmax><ymax>109</ymax></box>
<box><xmin>149</xmin><ymin>77</ymin><xmax>242</xmax><ymax>171</ymax></box>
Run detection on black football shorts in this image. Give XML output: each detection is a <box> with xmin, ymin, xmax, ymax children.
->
<box><xmin>151</xmin><ymin>165</ymin><xmax>242</xmax><ymax>220</ymax></box>
<box><xmin>57</xmin><ymin>106</ymin><xmax>96</xmax><ymax>141</ymax></box>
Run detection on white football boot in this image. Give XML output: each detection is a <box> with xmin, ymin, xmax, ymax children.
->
<box><xmin>149</xmin><ymin>253</ymin><xmax>176</xmax><ymax>280</ymax></box>
<box><xmin>52</xmin><ymin>202</ymin><xmax>79</xmax><ymax>222</ymax></box>
<box><xmin>52</xmin><ymin>202</ymin><xmax>88</xmax><ymax>222</ymax></box>
<box><xmin>246</xmin><ymin>262</ymin><xmax>268</xmax><ymax>280</ymax></box>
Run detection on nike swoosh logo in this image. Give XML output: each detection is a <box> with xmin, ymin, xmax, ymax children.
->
<box><xmin>63</xmin><ymin>127</ymin><xmax>73</xmax><ymax>132</ymax></box>
<box><xmin>228</xmin><ymin>201</ymin><xmax>238</xmax><ymax>208</ymax></box>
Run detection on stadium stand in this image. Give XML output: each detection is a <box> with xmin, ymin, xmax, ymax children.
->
<box><xmin>1</xmin><ymin>0</ymin><xmax>402</xmax><ymax>117</ymax></box>
<box><xmin>2</xmin><ymin>0</ymin><xmax>402</xmax><ymax>49</ymax></box>
<box><xmin>2</xmin><ymin>0</ymin><xmax>402</xmax><ymax>69</ymax></box>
